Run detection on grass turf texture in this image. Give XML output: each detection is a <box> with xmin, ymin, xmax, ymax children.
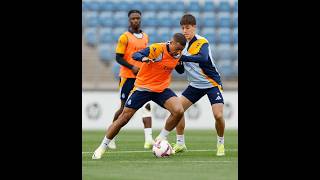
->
<box><xmin>83</xmin><ymin>130</ymin><xmax>238</xmax><ymax>180</ymax></box>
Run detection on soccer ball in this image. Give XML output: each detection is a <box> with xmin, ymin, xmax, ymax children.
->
<box><xmin>152</xmin><ymin>139</ymin><xmax>173</xmax><ymax>158</ymax></box>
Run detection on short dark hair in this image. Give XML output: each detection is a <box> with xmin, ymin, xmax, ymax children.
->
<box><xmin>173</xmin><ymin>33</ymin><xmax>187</xmax><ymax>47</ymax></box>
<box><xmin>128</xmin><ymin>10</ymin><xmax>141</xmax><ymax>17</ymax></box>
<box><xmin>180</xmin><ymin>14</ymin><xmax>196</xmax><ymax>25</ymax></box>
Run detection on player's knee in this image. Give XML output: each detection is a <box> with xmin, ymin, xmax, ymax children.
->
<box><xmin>214</xmin><ymin>112</ymin><xmax>224</xmax><ymax>121</ymax></box>
<box><xmin>172</xmin><ymin>106</ymin><xmax>184</xmax><ymax>118</ymax></box>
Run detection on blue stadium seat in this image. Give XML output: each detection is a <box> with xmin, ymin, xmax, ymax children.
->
<box><xmin>87</xmin><ymin>1</ymin><xmax>100</xmax><ymax>11</ymax></box>
<box><xmin>202</xmin><ymin>17</ymin><xmax>217</xmax><ymax>28</ymax></box>
<box><xmin>171</xmin><ymin>12</ymin><xmax>184</xmax><ymax>27</ymax></box>
<box><xmin>98</xmin><ymin>12</ymin><xmax>113</xmax><ymax>27</ymax></box>
<box><xmin>157</xmin><ymin>12</ymin><xmax>172</xmax><ymax>27</ymax></box>
<box><xmin>143</xmin><ymin>12</ymin><xmax>157</xmax><ymax>27</ymax></box>
<box><xmin>234</xmin><ymin>1</ymin><xmax>238</xmax><ymax>12</ymax></box>
<box><xmin>114</xmin><ymin>17</ymin><xmax>128</xmax><ymax>27</ymax></box>
<box><xmin>170</xmin><ymin>27</ymin><xmax>182</xmax><ymax>36</ymax></box>
<box><xmin>99</xmin><ymin>44</ymin><xmax>114</xmax><ymax>63</ymax></box>
<box><xmin>112</xmin><ymin>62</ymin><xmax>120</xmax><ymax>80</ymax></box>
<box><xmin>218</xmin><ymin>28</ymin><xmax>231</xmax><ymax>44</ymax></box>
<box><xmin>186</xmin><ymin>1</ymin><xmax>201</xmax><ymax>12</ymax></box>
<box><xmin>82</xmin><ymin>1</ymin><xmax>90</xmax><ymax>11</ymax></box>
<box><xmin>158</xmin><ymin>1</ymin><xmax>172</xmax><ymax>11</ymax></box>
<box><xmin>84</xmin><ymin>12</ymin><xmax>99</xmax><ymax>27</ymax></box>
<box><xmin>143</xmin><ymin>27</ymin><xmax>156</xmax><ymax>35</ymax></box>
<box><xmin>112</xmin><ymin>27</ymin><xmax>127</xmax><ymax>43</ymax></box>
<box><xmin>99</xmin><ymin>28</ymin><xmax>113</xmax><ymax>44</ymax></box>
<box><xmin>233</xmin><ymin>13</ymin><xmax>238</xmax><ymax>27</ymax></box>
<box><xmin>99</xmin><ymin>1</ymin><xmax>114</xmax><ymax>11</ymax></box>
<box><xmin>84</xmin><ymin>28</ymin><xmax>98</xmax><ymax>46</ymax></box>
<box><xmin>114</xmin><ymin>11</ymin><xmax>127</xmax><ymax>18</ymax></box>
<box><xmin>147</xmin><ymin>32</ymin><xmax>158</xmax><ymax>44</ymax></box>
<box><xmin>114</xmin><ymin>1</ymin><xmax>131</xmax><ymax>11</ymax></box>
<box><xmin>202</xmin><ymin>1</ymin><xmax>216</xmax><ymax>12</ymax></box>
<box><xmin>217</xmin><ymin>45</ymin><xmax>233</xmax><ymax>61</ymax></box>
<box><xmin>233</xmin><ymin>28</ymin><xmax>238</xmax><ymax>45</ymax></box>
<box><xmin>157</xmin><ymin>28</ymin><xmax>171</xmax><ymax>42</ymax></box>
<box><xmin>171</xmin><ymin>1</ymin><xmax>185</xmax><ymax>12</ymax></box>
<box><xmin>130</xmin><ymin>1</ymin><xmax>144</xmax><ymax>11</ymax></box>
<box><xmin>142</xmin><ymin>1</ymin><xmax>158</xmax><ymax>11</ymax></box>
<box><xmin>218</xmin><ymin>1</ymin><xmax>231</xmax><ymax>12</ymax></box>
<box><xmin>201</xmin><ymin>28</ymin><xmax>217</xmax><ymax>44</ymax></box>
<box><xmin>218</xmin><ymin>64</ymin><xmax>235</xmax><ymax>77</ymax></box>
<box><xmin>218</xmin><ymin>13</ymin><xmax>231</xmax><ymax>28</ymax></box>
<box><xmin>143</xmin><ymin>27</ymin><xmax>157</xmax><ymax>43</ymax></box>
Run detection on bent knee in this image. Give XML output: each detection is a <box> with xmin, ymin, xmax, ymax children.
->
<box><xmin>172</xmin><ymin>107</ymin><xmax>184</xmax><ymax>117</ymax></box>
<box><xmin>214</xmin><ymin>113</ymin><xmax>224</xmax><ymax>121</ymax></box>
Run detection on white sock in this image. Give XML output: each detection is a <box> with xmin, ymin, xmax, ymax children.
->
<box><xmin>144</xmin><ymin>128</ymin><xmax>153</xmax><ymax>142</ymax></box>
<box><xmin>176</xmin><ymin>135</ymin><xmax>185</xmax><ymax>145</ymax></box>
<box><xmin>100</xmin><ymin>136</ymin><xmax>111</xmax><ymax>149</ymax></box>
<box><xmin>158</xmin><ymin>128</ymin><xmax>170</xmax><ymax>140</ymax></box>
<box><xmin>217</xmin><ymin>136</ymin><xmax>224</xmax><ymax>144</ymax></box>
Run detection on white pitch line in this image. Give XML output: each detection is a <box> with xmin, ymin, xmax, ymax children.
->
<box><xmin>82</xmin><ymin>149</ymin><xmax>238</xmax><ymax>154</ymax></box>
<box><xmin>117</xmin><ymin>160</ymin><xmax>233</xmax><ymax>163</ymax></box>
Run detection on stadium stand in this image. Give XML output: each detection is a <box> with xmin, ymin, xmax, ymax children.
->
<box><xmin>82</xmin><ymin>0</ymin><xmax>238</xmax><ymax>89</ymax></box>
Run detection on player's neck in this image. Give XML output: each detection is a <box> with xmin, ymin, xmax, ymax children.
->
<box><xmin>129</xmin><ymin>27</ymin><xmax>141</xmax><ymax>34</ymax></box>
<box><xmin>187</xmin><ymin>34</ymin><xmax>195</xmax><ymax>42</ymax></box>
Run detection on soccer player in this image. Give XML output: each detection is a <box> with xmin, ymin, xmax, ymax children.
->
<box><xmin>108</xmin><ymin>10</ymin><xmax>154</xmax><ymax>149</ymax></box>
<box><xmin>92</xmin><ymin>33</ymin><xmax>187</xmax><ymax>159</ymax></box>
<box><xmin>172</xmin><ymin>14</ymin><xmax>226</xmax><ymax>156</ymax></box>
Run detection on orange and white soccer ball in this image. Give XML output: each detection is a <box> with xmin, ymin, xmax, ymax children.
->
<box><xmin>152</xmin><ymin>139</ymin><xmax>174</xmax><ymax>158</ymax></box>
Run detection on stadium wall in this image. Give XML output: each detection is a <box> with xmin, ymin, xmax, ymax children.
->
<box><xmin>82</xmin><ymin>90</ymin><xmax>238</xmax><ymax>130</ymax></box>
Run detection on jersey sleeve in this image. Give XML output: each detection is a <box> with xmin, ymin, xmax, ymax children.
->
<box><xmin>115</xmin><ymin>34</ymin><xmax>128</xmax><ymax>54</ymax></box>
<box><xmin>148</xmin><ymin>43</ymin><xmax>164</xmax><ymax>61</ymax></box>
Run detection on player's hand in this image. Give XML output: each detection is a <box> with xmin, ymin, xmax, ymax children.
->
<box><xmin>142</xmin><ymin>57</ymin><xmax>154</xmax><ymax>64</ymax></box>
<box><xmin>131</xmin><ymin>66</ymin><xmax>140</xmax><ymax>75</ymax></box>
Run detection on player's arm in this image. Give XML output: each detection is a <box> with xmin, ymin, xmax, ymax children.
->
<box><xmin>132</xmin><ymin>43</ymin><xmax>163</xmax><ymax>63</ymax></box>
<box><xmin>175</xmin><ymin>61</ymin><xmax>184</xmax><ymax>74</ymax></box>
<box><xmin>132</xmin><ymin>47</ymin><xmax>151</xmax><ymax>62</ymax></box>
<box><xmin>179</xmin><ymin>43</ymin><xmax>209</xmax><ymax>63</ymax></box>
<box><xmin>115</xmin><ymin>34</ymin><xmax>137</xmax><ymax>70</ymax></box>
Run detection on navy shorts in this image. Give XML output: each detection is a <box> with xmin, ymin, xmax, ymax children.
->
<box><xmin>125</xmin><ymin>88</ymin><xmax>177</xmax><ymax>109</ymax></box>
<box><xmin>182</xmin><ymin>85</ymin><xmax>224</xmax><ymax>105</ymax></box>
<box><xmin>119</xmin><ymin>77</ymin><xmax>136</xmax><ymax>101</ymax></box>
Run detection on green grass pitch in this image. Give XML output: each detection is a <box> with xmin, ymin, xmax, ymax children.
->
<box><xmin>82</xmin><ymin>130</ymin><xmax>238</xmax><ymax>180</ymax></box>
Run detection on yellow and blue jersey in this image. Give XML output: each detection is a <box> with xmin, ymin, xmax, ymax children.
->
<box><xmin>180</xmin><ymin>34</ymin><xmax>222</xmax><ymax>90</ymax></box>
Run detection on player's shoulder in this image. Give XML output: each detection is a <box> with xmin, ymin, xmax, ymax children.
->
<box><xmin>149</xmin><ymin>43</ymin><xmax>165</xmax><ymax>59</ymax></box>
<box><xmin>118</xmin><ymin>32</ymin><xmax>129</xmax><ymax>41</ymax></box>
<box><xmin>150</xmin><ymin>43</ymin><xmax>165</xmax><ymax>52</ymax></box>
<box><xmin>194</xmin><ymin>34</ymin><xmax>209</xmax><ymax>45</ymax></box>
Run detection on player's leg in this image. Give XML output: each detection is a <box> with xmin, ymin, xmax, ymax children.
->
<box><xmin>173</xmin><ymin>86</ymin><xmax>206</xmax><ymax>153</ymax></box>
<box><xmin>92</xmin><ymin>90</ymin><xmax>151</xmax><ymax>159</ymax></box>
<box><xmin>154</xmin><ymin>89</ymin><xmax>184</xmax><ymax>141</ymax></box>
<box><xmin>207</xmin><ymin>86</ymin><xmax>225</xmax><ymax>156</ymax></box>
<box><xmin>172</xmin><ymin>95</ymin><xmax>193</xmax><ymax>152</ymax></box>
<box><xmin>92</xmin><ymin>107</ymin><xmax>137</xmax><ymax>159</ymax></box>
<box><xmin>108</xmin><ymin>77</ymin><xmax>136</xmax><ymax>149</ymax></box>
<box><xmin>141</xmin><ymin>102</ymin><xmax>155</xmax><ymax>149</ymax></box>
<box><xmin>107</xmin><ymin>100</ymin><xmax>125</xmax><ymax>149</ymax></box>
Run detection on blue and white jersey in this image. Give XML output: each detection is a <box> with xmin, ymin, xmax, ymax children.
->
<box><xmin>181</xmin><ymin>34</ymin><xmax>222</xmax><ymax>89</ymax></box>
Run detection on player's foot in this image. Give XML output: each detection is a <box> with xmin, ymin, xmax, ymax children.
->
<box><xmin>172</xmin><ymin>143</ymin><xmax>187</xmax><ymax>153</ymax></box>
<box><xmin>92</xmin><ymin>146</ymin><xmax>106</xmax><ymax>160</ymax></box>
<box><xmin>108</xmin><ymin>139</ymin><xmax>116</xmax><ymax>149</ymax></box>
<box><xmin>144</xmin><ymin>139</ymin><xmax>155</xmax><ymax>149</ymax></box>
<box><xmin>216</xmin><ymin>143</ymin><xmax>225</xmax><ymax>156</ymax></box>
<box><xmin>155</xmin><ymin>135</ymin><xmax>167</xmax><ymax>141</ymax></box>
